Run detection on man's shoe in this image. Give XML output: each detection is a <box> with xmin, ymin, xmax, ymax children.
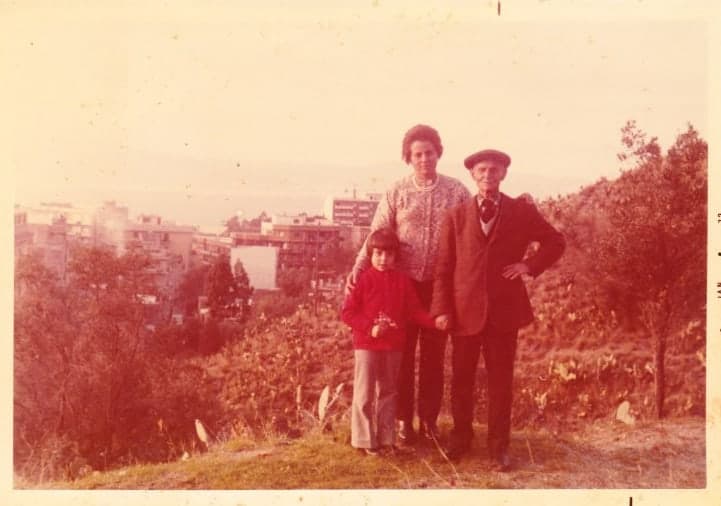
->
<box><xmin>419</xmin><ymin>421</ymin><xmax>440</xmax><ymax>442</ymax></box>
<box><xmin>444</xmin><ymin>440</ymin><xmax>469</xmax><ymax>462</ymax></box>
<box><xmin>397</xmin><ymin>420</ymin><xmax>416</xmax><ymax>443</ymax></box>
<box><xmin>492</xmin><ymin>450</ymin><xmax>512</xmax><ymax>472</ymax></box>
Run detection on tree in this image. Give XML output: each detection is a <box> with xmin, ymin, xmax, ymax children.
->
<box><xmin>15</xmin><ymin>245</ymin><xmax>222</xmax><ymax>479</ymax></box>
<box><xmin>317</xmin><ymin>240</ymin><xmax>356</xmax><ymax>277</ymax></box>
<box><xmin>277</xmin><ymin>267</ymin><xmax>313</xmax><ymax>298</ymax></box>
<box><xmin>595</xmin><ymin>122</ymin><xmax>707</xmax><ymax>418</ymax></box>
<box><xmin>205</xmin><ymin>254</ymin><xmax>238</xmax><ymax>318</ymax></box>
<box><xmin>176</xmin><ymin>264</ymin><xmax>210</xmax><ymax>316</ymax></box>
<box><xmin>232</xmin><ymin>258</ymin><xmax>254</xmax><ymax>319</ymax></box>
<box><xmin>15</xmin><ymin>245</ymin><xmax>155</xmax><ymax>472</ymax></box>
<box><xmin>223</xmin><ymin>211</ymin><xmax>269</xmax><ymax>235</ymax></box>
<box><xmin>198</xmin><ymin>317</ymin><xmax>223</xmax><ymax>355</ymax></box>
<box><xmin>14</xmin><ymin>253</ymin><xmax>71</xmax><ymax>453</ymax></box>
<box><xmin>224</xmin><ymin>215</ymin><xmax>243</xmax><ymax>234</ymax></box>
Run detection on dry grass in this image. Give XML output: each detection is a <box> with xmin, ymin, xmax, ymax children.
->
<box><xmin>27</xmin><ymin>416</ymin><xmax>704</xmax><ymax>490</ymax></box>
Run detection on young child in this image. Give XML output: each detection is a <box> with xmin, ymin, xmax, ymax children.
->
<box><xmin>341</xmin><ymin>228</ymin><xmax>439</xmax><ymax>455</ymax></box>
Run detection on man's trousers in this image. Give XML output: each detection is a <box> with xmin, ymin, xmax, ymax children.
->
<box><xmin>450</xmin><ymin>325</ymin><xmax>518</xmax><ymax>457</ymax></box>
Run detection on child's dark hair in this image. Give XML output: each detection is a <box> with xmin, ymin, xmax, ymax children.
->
<box><xmin>365</xmin><ymin>228</ymin><xmax>400</xmax><ymax>257</ymax></box>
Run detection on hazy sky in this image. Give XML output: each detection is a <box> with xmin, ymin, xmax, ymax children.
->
<box><xmin>4</xmin><ymin>1</ymin><xmax>713</xmax><ymax>230</ymax></box>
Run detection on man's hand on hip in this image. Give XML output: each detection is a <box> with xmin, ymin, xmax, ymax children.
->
<box><xmin>502</xmin><ymin>262</ymin><xmax>530</xmax><ymax>280</ymax></box>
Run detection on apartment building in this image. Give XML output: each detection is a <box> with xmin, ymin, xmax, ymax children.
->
<box><xmin>191</xmin><ymin>233</ymin><xmax>234</xmax><ymax>266</ymax></box>
<box><xmin>14</xmin><ymin>206</ymin><xmax>73</xmax><ymax>278</ymax></box>
<box><xmin>192</xmin><ymin>212</ymin><xmax>345</xmax><ymax>291</ymax></box>
<box><xmin>21</xmin><ymin>201</ymin><xmax>94</xmax><ymax>227</ymax></box>
<box><xmin>123</xmin><ymin>214</ymin><xmax>195</xmax><ymax>296</ymax></box>
<box><xmin>323</xmin><ymin>192</ymin><xmax>382</xmax><ymax>227</ymax></box>
<box><xmin>14</xmin><ymin>210</ymin><xmax>33</xmax><ymax>258</ymax></box>
<box><xmin>16</xmin><ymin>202</ymin><xmax>195</xmax><ymax>290</ymax></box>
<box><xmin>262</xmin><ymin>213</ymin><xmax>343</xmax><ymax>272</ymax></box>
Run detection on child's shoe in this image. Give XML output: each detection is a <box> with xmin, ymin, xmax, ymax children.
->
<box><xmin>379</xmin><ymin>444</ymin><xmax>406</xmax><ymax>456</ymax></box>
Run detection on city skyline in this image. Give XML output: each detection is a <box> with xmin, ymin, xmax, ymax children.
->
<box><xmin>7</xmin><ymin>2</ymin><xmax>711</xmax><ymax>232</ymax></box>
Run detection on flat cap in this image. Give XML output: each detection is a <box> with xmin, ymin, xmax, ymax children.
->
<box><xmin>464</xmin><ymin>149</ymin><xmax>511</xmax><ymax>169</ymax></box>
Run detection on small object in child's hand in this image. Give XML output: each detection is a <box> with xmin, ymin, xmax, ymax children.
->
<box><xmin>375</xmin><ymin>311</ymin><xmax>398</xmax><ymax>328</ymax></box>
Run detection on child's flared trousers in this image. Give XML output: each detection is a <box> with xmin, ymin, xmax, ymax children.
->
<box><xmin>351</xmin><ymin>349</ymin><xmax>403</xmax><ymax>449</ymax></box>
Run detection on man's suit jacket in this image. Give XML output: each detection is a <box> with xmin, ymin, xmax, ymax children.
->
<box><xmin>430</xmin><ymin>193</ymin><xmax>565</xmax><ymax>336</ymax></box>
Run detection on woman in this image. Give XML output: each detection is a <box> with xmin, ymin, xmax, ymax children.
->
<box><xmin>347</xmin><ymin>124</ymin><xmax>470</xmax><ymax>443</ymax></box>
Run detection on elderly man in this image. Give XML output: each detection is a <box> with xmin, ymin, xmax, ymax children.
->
<box><xmin>431</xmin><ymin>149</ymin><xmax>564</xmax><ymax>470</ymax></box>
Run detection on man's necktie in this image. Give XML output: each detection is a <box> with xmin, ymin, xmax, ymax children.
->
<box><xmin>480</xmin><ymin>198</ymin><xmax>497</xmax><ymax>223</ymax></box>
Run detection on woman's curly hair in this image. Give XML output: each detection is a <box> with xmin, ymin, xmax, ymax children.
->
<box><xmin>401</xmin><ymin>124</ymin><xmax>443</xmax><ymax>163</ymax></box>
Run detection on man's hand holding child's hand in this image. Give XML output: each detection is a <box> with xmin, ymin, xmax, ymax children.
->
<box><xmin>434</xmin><ymin>314</ymin><xmax>450</xmax><ymax>331</ymax></box>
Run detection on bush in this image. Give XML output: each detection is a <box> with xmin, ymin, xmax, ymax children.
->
<box><xmin>204</xmin><ymin>303</ymin><xmax>354</xmax><ymax>438</ymax></box>
<box><xmin>250</xmin><ymin>292</ymin><xmax>305</xmax><ymax>321</ymax></box>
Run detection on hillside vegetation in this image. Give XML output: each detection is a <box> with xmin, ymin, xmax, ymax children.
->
<box><xmin>14</xmin><ymin>124</ymin><xmax>707</xmax><ymax>487</ymax></box>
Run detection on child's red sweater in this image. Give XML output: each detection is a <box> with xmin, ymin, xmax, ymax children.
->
<box><xmin>341</xmin><ymin>267</ymin><xmax>436</xmax><ymax>351</ymax></box>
